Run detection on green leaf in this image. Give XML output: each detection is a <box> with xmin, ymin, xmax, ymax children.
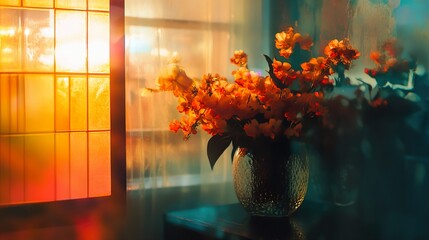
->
<box><xmin>356</xmin><ymin>77</ymin><xmax>377</xmax><ymax>100</ymax></box>
<box><xmin>263</xmin><ymin>54</ymin><xmax>287</xmax><ymax>89</ymax></box>
<box><xmin>230</xmin><ymin>144</ymin><xmax>238</xmax><ymax>163</ymax></box>
<box><xmin>207</xmin><ymin>134</ymin><xmax>232</xmax><ymax>170</ymax></box>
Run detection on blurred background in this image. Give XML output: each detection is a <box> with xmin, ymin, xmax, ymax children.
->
<box><xmin>0</xmin><ymin>0</ymin><xmax>428</xmax><ymax>239</ymax></box>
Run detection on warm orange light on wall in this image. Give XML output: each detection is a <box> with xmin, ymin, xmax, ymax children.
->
<box><xmin>0</xmin><ymin>0</ymin><xmax>111</xmax><ymax>206</ymax></box>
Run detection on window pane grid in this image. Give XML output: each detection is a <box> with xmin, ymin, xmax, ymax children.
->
<box><xmin>0</xmin><ymin>72</ymin><xmax>111</xmax><ymax>205</ymax></box>
<box><xmin>0</xmin><ymin>0</ymin><xmax>111</xmax><ymax>205</ymax></box>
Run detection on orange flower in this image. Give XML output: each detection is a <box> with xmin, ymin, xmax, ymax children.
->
<box><xmin>178</xmin><ymin>115</ymin><xmax>199</xmax><ymax>138</ymax></box>
<box><xmin>275</xmin><ymin>27</ymin><xmax>313</xmax><ymax>58</ymax></box>
<box><xmin>230</xmin><ymin>50</ymin><xmax>248</xmax><ymax>67</ymax></box>
<box><xmin>275</xmin><ymin>28</ymin><xmax>296</xmax><ymax>59</ymax></box>
<box><xmin>301</xmin><ymin>57</ymin><xmax>327</xmax><ymax>80</ymax></box>
<box><xmin>156</xmin><ymin>62</ymin><xmax>194</xmax><ymax>96</ymax></box>
<box><xmin>233</xmin><ymin>67</ymin><xmax>260</xmax><ymax>90</ymax></box>
<box><xmin>275</xmin><ymin>28</ymin><xmax>294</xmax><ymax>49</ymax></box>
<box><xmin>201</xmin><ymin>117</ymin><xmax>227</xmax><ymax>136</ymax></box>
<box><xmin>243</xmin><ymin>119</ymin><xmax>260</xmax><ymax>138</ymax></box>
<box><xmin>272</xmin><ymin>59</ymin><xmax>292</xmax><ymax>72</ymax></box>
<box><xmin>370</xmin><ymin>51</ymin><xmax>383</xmax><ymax>65</ymax></box>
<box><xmin>324</xmin><ymin>38</ymin><xmax>360</xmax><ymax>69</ymax></box>
<box><xmin>260</xmin><ymin>119</ymin><xmax>283</xmax><ymax>139</ymax></box>
<box><xmin>176</xmin><ymin>97</ymin><xmax>189</xmax><ymax>113</ymax></box>
<box><xmin>243</xmin><ymin>119</ymin><xmax>284</xmax><ymax>139</ymax></box>
<box><xmin>169</xmin><ymin>120</ymin><xmax>181</xmax><ymax>133</ymax></box>
<box><xmin>168</xmin><ymin>114</ymin><xmax>200</xmax><ymax>139</ymax></box>
<box><xmin>272</xmin><ymin>59</ymin><xmax>297</xmax><ymax>86</ymax></box>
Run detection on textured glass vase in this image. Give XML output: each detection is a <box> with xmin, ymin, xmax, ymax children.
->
<box><xmin>232</xmin><ymin>138</ymin><xmax>309</xmax><ymax>217</ymax></box>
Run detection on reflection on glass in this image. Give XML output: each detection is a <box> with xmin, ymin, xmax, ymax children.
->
<box><xmin>0</xmin><ymin>74</ymin><xmax>25</xmax><ymax>134</ymax></box>
<box><xmin>70</xmin><ymin>132</ymin><xmax>87</xmax><ymax>199</ymax></box>
<box><xmin>89</xmin><ymin>131</ymin><xmax>111</xmax><ymax>197</ymax></box>
<box><xmin>23</xmin><ymin>0</ymin><xmax>53</xmax><ymax>8</ymax></box>
<box><xmin>55</xmin><ymin>0</ymin><xmax>86</xmax><ymax>10</ymax></box>
<box><xmin>0</xmin><ymin>8</ymin><xmax>20</xmax><ymax>71</ymax></box>
<box><xmin>0</xmin><ymin>75</ymin><xmax>11</xmax><ymax>133</ymax></box>
<box><xmin>0</xmin><ymin>137</ymin><xmax>11</xmax><ymax>204</ymax></box>
<box><xmin>0</xmin><ymin>8</ymin><xmax>54</xmax><ymax>72</ymax></box>
<box><xmin>89</xmin><ymin>76</ymin><xmax>110</xmax><ymax>130</ymax></box>
<box><xmin>55</xmin><ymin>10</ymin><xmax>86</xmax><ymax>72</ymax></box>
<box><xmin>88</xmin><ymin>0</ymin><xmax>109</xmax><ymax>12</ymax></box>
<box><xmin>25</xmin><ymin>134</ymin><xmax>55</xmax><ymax>203</ymax></box>
<box><xmin>9</xmin><ymin>75</ymin><xmax>25</xmax><ymax>133</ymax></box>
<box><xmin>125</xmin><ymin>0</ymin><xmax>230</xmax><ymax>22</ymax></box>
<box><xmin>25</xmin><ymin>74</ymin><xmax>54</xmax><ymax>132</ymax></box>
<box><xmin>9</xmin><ymin>136</ymin><xmax>25</xmax><ymax>203</ymax></box>
<box><xmin>56</xmin><ymin>76</ymin><xmax>70</xmax><ymax>131</ymax></box>
<box><xmin>23</xmin><ymin>9</ymin><xmax>55</xmax><ymax>71</ymax></box>
<box><xmin>0</xmin><ymin>0</ymin><xmax>20</xmax><ymax>6</ymax></box>
<box><xmin>70</xmin><ymin>76</ymin><xmax>87</xmax><ymax>131</ymax></box>
<box><xmin>88</xmin><ymin>12</ymin><xmax>110</xmax><ymax>73</ymax></box>
<box><xmin>55</xmin><ymin>133</ymin><xmax>70</xmax><ymax>200</ymax></box>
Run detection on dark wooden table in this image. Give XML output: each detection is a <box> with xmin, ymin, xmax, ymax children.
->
<box><xmin>164</xmin><ymin>200</ymin><xmax>429</xmax><ymax>240</ymax></box>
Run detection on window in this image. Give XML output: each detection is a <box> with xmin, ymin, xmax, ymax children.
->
<box><xmin>0</xmin><ymin>0</ymin><xmax>112</xmax><ymax>205</ymax></box>
<box><xmin>125</xmin><ymin>0</ymin><xmax>267</xmax><ymax>189</ymax></box>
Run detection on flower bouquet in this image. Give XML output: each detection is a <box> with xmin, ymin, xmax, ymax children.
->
<box><xmin>148</xmin><ymin>27</ymin><xmax>359</xmax><ymax>169</ymax></box>
<box><xmin>146</xmin><ymin>27</ymin><xmax>360</xmax><ymax>216</ymax></box>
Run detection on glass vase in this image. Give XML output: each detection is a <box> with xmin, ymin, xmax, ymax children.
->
<box><xmin>232</xmin><ymin>138</ymin><xmax>309</xmax><ymax>217</ymax></box>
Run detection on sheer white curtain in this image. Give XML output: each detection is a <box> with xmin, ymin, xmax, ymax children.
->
<box><xmin>124</xmin><ymin>0</ymin><xmax>266</xmax><ymax>193</ymax></box>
